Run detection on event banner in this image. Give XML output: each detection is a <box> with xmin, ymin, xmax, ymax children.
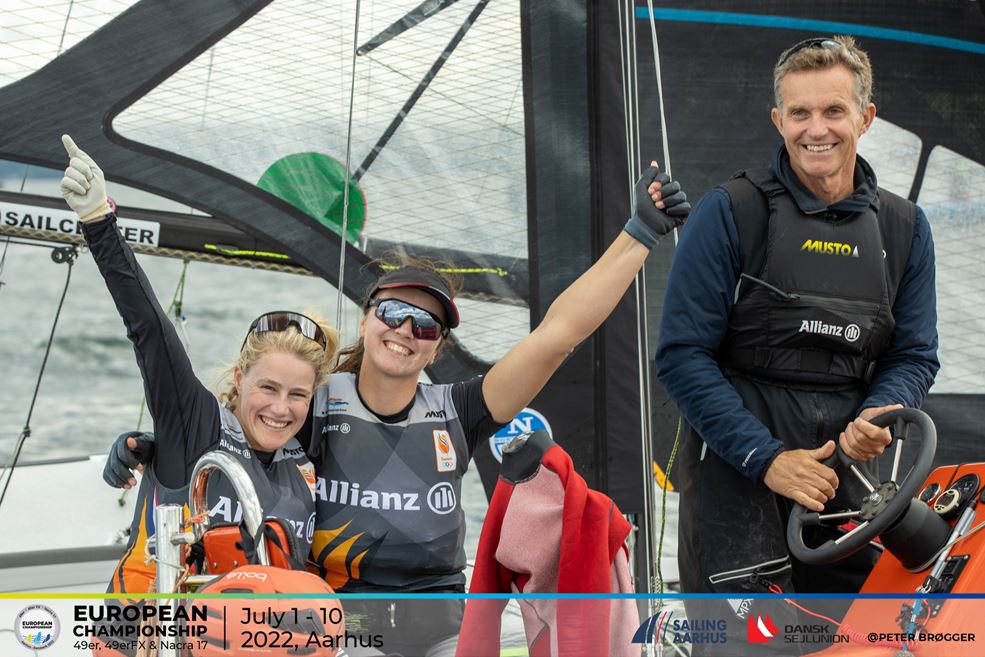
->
<box><xmin>2</xmin><ymin>594</ymin><xmax>983</xmax><ymax>656</ymax></box>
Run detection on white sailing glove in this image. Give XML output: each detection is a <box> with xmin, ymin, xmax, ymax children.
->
<box><xmin>59</xmin><ymin>134</ymin><xmax>111</xmax><ymax>222</ymax></box>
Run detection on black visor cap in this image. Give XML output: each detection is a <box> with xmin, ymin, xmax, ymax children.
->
<box><xmin>368</xmin><ymin>267</ymin><xmax>460</xmax><ymax>329</ymax></box>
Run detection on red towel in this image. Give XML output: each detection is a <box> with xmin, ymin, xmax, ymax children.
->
<box><xmin>457</xmin><ymin>432</ymin><xmax>638</xmax><ymax>657</ymax></box>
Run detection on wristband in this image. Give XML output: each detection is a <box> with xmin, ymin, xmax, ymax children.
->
<box><xmin>623</xmin><ymin>215</ymin><xmax>660</xmax><ymax>249</ymax></box>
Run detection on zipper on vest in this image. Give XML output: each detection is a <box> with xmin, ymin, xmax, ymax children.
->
<box><xmin>739</xmin><ymin>273</ymin><xmax>800</xmax><ymax>301</ymax></box>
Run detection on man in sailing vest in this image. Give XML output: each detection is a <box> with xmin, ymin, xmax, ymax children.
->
<box><xmin>655</xmin><ymin>36</ymin><xmax>938</xmax><ymax>654</ymax></box>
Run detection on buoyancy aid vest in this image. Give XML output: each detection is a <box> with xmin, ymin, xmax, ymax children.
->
<box><xmin>108</xmin><ymin>400</ymin><xmax>316</xmax><ymax>595</ymax></box>
<box><xmin>309</xmin><ymin>372</ymin><xmax>470</xmax><ymax>592</ymax></box>
<box><xmin>717</xmin><ymin>168</ymin><xmax>917</xmax><ymax>385</ymax></box>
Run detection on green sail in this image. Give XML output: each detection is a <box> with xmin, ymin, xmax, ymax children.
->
<box><xmin>258</xmin><ymin>152</ymin><xmax>365</xmax><ymax>244</ymax></box>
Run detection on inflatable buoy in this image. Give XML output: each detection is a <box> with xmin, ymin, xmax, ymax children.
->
<box><xmin>192</xmin><ymin>565</ymin><xmax>344</xmax><ymax>657</ymax></box>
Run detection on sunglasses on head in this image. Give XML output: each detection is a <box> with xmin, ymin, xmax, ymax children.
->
<box><xmin>368</xmin><ymin>298</ymin><xmax>448</xmax><ymax>341</ymax></box>
<box><xmin>242</xmin><ymin>311</ymin><xmax>329</xmax><ymax>351</ymax></box>
<box><xmin>778</xmin><ymin>37</ymin><xmax>853</xmax><ymax>67</ymax></box>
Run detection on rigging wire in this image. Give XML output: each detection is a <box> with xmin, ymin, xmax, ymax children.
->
<box><xmin>18</xmin><ymin>3</ymin><xmax>79</xmax><ymax>214</ymax></box>
<box><xmin>644</xmin><ymin>0</ymin><xmax>676</xmax><ymax>247</ymax></box>
<box><xmin>0</xmin><ymin>236</ymin><xmax>10</xmax><ymax>292</ymax></box>
<box><xmin>620</xmin><ymin>6</ymin><xmax>661</xmax><ymax>651</ymax></box>
<box><xmin>336</xmin><ymin>0</ymin><xmax>364</xmax><ymax>341</ymax></box>
<box><xmin>621</xmin><ymin>1</ymin><xmax>684</xmax><ymax>622</ymax></box>
<box><xmin>56</xmin><ymin>0</ymin><xmax>75</xmax><ymax>56</ymax></box>
<box><xmin>655</xmin><ymin>416</ymin><xmax>681</xmax><ymax>596</ymax></box>
<box><xmin>641</xmin><ymin>1</ymin><xmax>685</xmax><ymax>596</ymax></box>
<box><xmin>169</xmin><ymin>259</ymin><xmax>191</xmax><ymax>348</ymax></box>
<box><xmin>629</xmin><ymin>0</ymin><xmax>659</xmax><ymax>598</ymax></box>
<box><xmin>0</xmin><ymin>246</ymin><xmax>78</xmax><ymax>510</ymax></box>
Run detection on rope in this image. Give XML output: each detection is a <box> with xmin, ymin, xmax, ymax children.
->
<box><xmin>0</xmin><ymin>236</ymin><xmax>10</xmax><ymax>292</ymax></box>
<box><xmin>655</xmin><ymin>416</ymin><xmax>681</xmax><ymax>596</ymax></box>
<box><xmin>336</xmin><ymin>0</ymin><xmax>364</xmax><ymax>339</ymax></box>
<box><xmin>619</xmin><ymin>3</ymin><xmax>664</xmax><ymax>626</ymax></box>
<box><xmin>644</xmin><ymin>0</ymin><xmax>679</xmax><ymax>250</ymax></box>
<box><xmin>0</xmin><ymin>246</ymin><xmax>78</xmax><ymax>510</ymax></box>
<box><xmin>168</xmin><ymin>259</ymin><xmax>191</xmax><ymax>348</ymax></box>
<box><xmin>638</xmin><ymin>2</ymin><xmax>688</xmax><ymax>610</ymax></box>
<box><xmin>0</xmin><ymin>226</ymin><xmax>311</xmax><ymax>275</ymax></box>
<box><xmin>56</xmin><ymin>0</ymin><xmax>75</xmax><ymax>56</ymax></box>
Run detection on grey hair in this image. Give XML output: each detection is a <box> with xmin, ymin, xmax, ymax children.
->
<box><xmin>773</xmin><ymin>35</ymin><xmax>873</xmax><ymax>113</ymax></box>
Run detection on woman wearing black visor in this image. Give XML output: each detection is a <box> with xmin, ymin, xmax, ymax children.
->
<box><xmin>299</xmin><ymin>159</ymin><xmax>689</xmax><ymax>654</ymax></box>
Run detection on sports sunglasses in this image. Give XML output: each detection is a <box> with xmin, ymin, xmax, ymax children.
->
<box><xmin>242</xmin><ymin>311</ymin><xmax>329</xmax><ymax>351</ymax></box>
<box><xmin>777</xmin><ymin>37</ymin><xmax>860</xmax><ymax>68</ymax></box>
<box><xmin>368</xmin><ymin>298</ymin><xmax>448</xmax><ymax>340</ymax></box>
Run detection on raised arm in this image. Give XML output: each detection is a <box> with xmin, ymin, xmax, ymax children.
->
<box><xmin>482</xmin><ymin>163</ymin><xmax>689</xmax><ymax>424</ymax></box>
<box><xmin>61</xmin><ymin>135</ymin><xmax>218</xmax><ymax>487</ymax></box>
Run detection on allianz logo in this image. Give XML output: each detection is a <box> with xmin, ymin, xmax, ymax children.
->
<box><xmin>219</xmin><ymin>437</ymin><xmax>250</xmax><ymax>460</ymax></box>
<box><xmin>798</xmin><ymin>320</ymin><xmax>860</xmax><ymax>343</ymax></box>
<box><xmin>320</xmin><ymin>423</ymin><xmax>351</xmax><ymax>435</ymax></box>
<box><xmin>315</xmin><ymin>477</ymin><xmax>457</xmax><ymax>514</ymax></box>
<box><xmin>209</xmin><ymin>497</ymin><xmax>315</xmax><ymax>542</ymax></box>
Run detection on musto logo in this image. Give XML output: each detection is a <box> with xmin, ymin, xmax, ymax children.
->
<box><xmin>748</xmin><ymin>613</ymin><xmax>778</xmax><ymax>643</ymax></box>
<box><xmin>632</xmin><ymin>611</ymin><xmax>727</xmax><ymax>646</ymax></box>
<box><xmin>800</xmin><ymin>239</ymin><xmax>859</xmax><ymax>258</ymax></box>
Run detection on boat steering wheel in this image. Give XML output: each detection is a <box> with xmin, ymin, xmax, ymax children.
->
<box><xmin>787</xmin><ymin>408</ymin><xmax>937</xmax><ymax>566</ymax></box>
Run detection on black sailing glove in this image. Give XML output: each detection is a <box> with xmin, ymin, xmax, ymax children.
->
<box><xmin>103</xmin><ymin>431</ymin><xmax>156</xmax><ymax>488</ymax></box>
<box><xmin>623</xmin><ymin>162</ymin><xmax>691</xmax><ymax>248</ymax></box>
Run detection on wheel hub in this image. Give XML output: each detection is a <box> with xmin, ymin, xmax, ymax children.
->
<box><xmin>860</xmin><ymin>481</ymin><xmax>899</xmax><ymax>521</ymax></box>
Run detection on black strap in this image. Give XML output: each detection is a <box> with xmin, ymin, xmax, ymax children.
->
<box><xmin>725</xmin><ymin>346</ymin><xmax>877</xmax><ymax>383</ymax></box>
<box><xmin>185</xmin><ymin>540</ymin><xmax>205</xmax><ymax>573</ymax></box>
<box><xmin>875</xmin><ymin>188</ymin><xmax>918</xmax><ymax>307</ymax></box>
<box><xmin>237</xmin><ymin>520</ymin><xmax>307</xmax><ymax>571</ymax></box>
<box><xmin>721</xmin><ymin>169</ymin><xmax>776</xmax><ymax>283</ymax></box>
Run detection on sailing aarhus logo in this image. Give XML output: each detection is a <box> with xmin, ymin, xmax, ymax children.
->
<box><xmin>747</xmin><ymin>613</ymin><xmax>779</xmax><ymax>643</ymax></box>
<box><xmin>632</xmin><ymin>610</ymin><xmax>673</xmax><ymax>644</ymax></box>
<box><xmin>632</xmin><ymin>611</ymin><xmax>727</xmax><ymax>646</ymax></box>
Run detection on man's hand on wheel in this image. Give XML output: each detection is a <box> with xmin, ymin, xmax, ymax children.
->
<box><xmin>839</xmin><ymin>403</ymin><xmax>902</xmax><ymax>461</ymax></box>
<box><xmin>764</xmin><ymin>440</ymin><xmax>839</xmax><ymax>512</ymax></box>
